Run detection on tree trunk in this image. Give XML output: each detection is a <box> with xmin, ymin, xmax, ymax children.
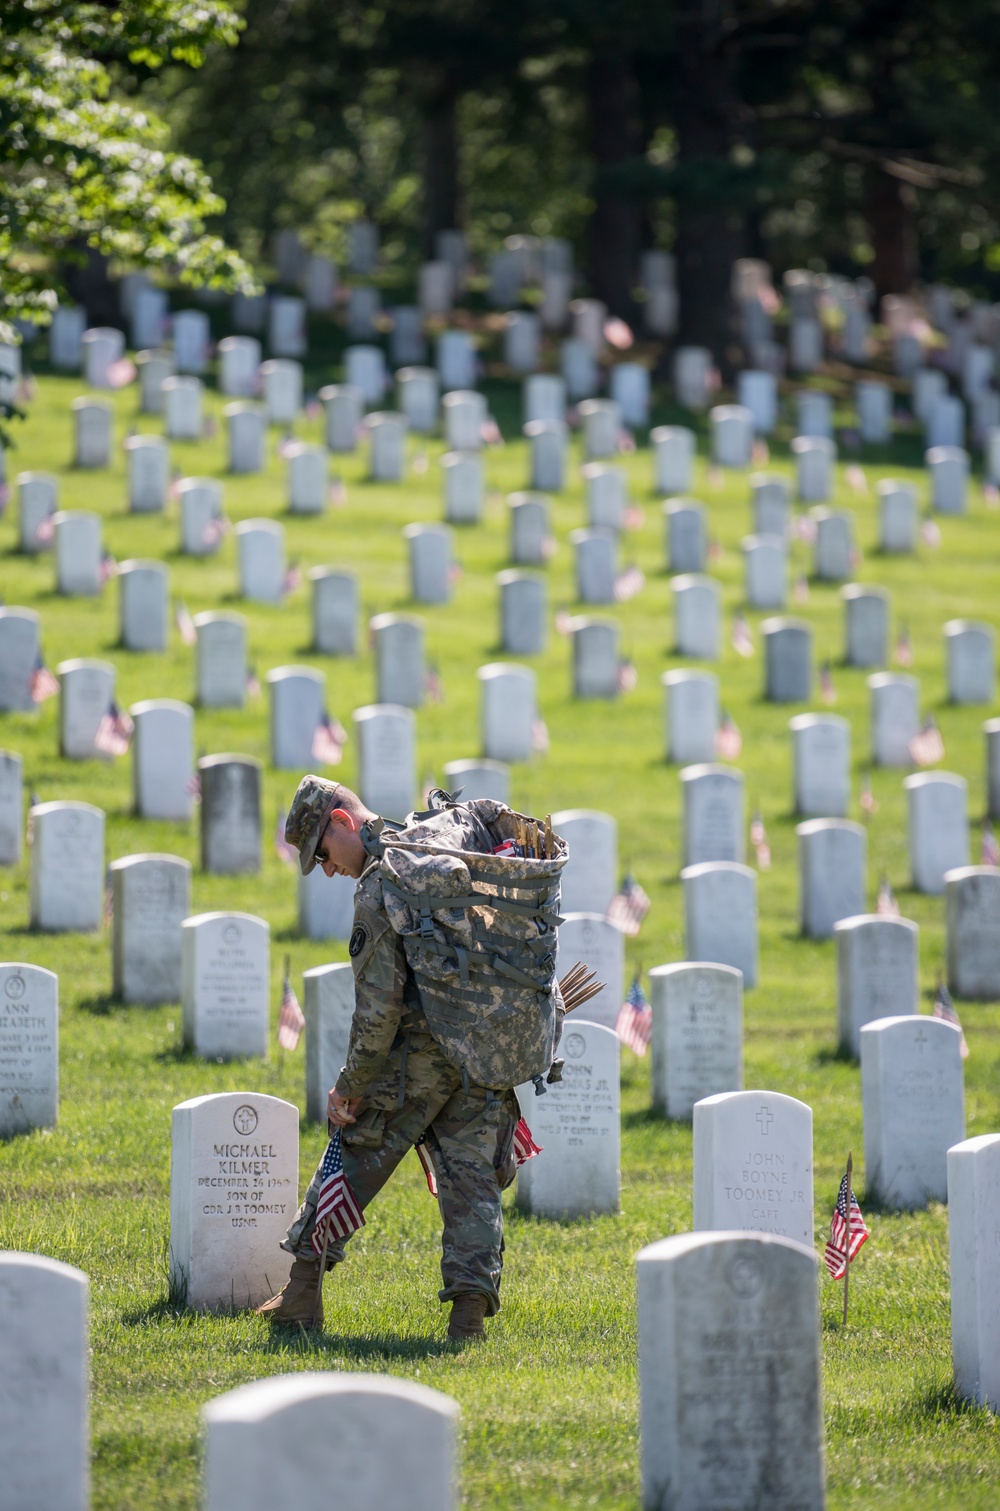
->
<box><xmin>421</xmin><ymin>90</ymin><xmax>461</xmax><ymax>258</ymax></box>
<box><xmin>586</xmin><ymin>47</ymin><xmax>640</xmax><ymax>319</ymax></box>
<box><xmin>866</xmin><ymin>167</ymin><xmax>917</xmax><ymax>299</ymax></box>
<box><xmin>672</xmin><ymin>2</ymin><xmax>746</xmax><ymax>367</ymax></box>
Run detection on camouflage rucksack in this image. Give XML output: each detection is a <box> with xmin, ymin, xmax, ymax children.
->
<box><xmin>367</xmin><ymin>797</ymin><xmax>568</xmax><ymax>1091</ymax></box>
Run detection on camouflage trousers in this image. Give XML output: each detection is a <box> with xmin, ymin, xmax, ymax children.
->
<box><xmin>282</xmin><ymin>1027</ymin><xmax>518</xmax><ymax>1315</ymax></box>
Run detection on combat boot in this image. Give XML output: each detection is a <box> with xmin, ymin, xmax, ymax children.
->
<box><xmin>255</xmin><ymin>1257</ymin><xmax>325</xmax><ymax>1327</ymax></box>
<box><xmin>447</xmin><ymin>1292</ymin><xmax>489</xmax><ymax>1341</ymax></box>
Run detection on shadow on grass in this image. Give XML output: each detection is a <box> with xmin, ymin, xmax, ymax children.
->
<box><xmin>259</xmin><ymin>1327</ymin><xmax>455</xmax><ymax>1361</ymax></box>
<box><xmin>813</xmin><ymin>1042</ymin><xmax>855</xmax><ymax>1067</ymax></box>
<box><xmin>77</xmin><ymin>991</ymin><xmax>128</xmax><ymax>1017</ymax></box>
<box><xmin>622</xmin><ymin>1106</ymin><xmax>670</xmax><ymax>1130</ymax></box>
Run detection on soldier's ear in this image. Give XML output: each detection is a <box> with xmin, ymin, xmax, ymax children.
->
<box><xmin>327</xmin><ymin>807</ymin><xmax>357</xmax><ymax>832</ymax></box>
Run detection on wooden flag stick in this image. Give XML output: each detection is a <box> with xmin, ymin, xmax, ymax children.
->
<box><xmin>842</xmin><ymin>1150</ymin><xmax>853</xmax><ymax>1328</ymax></box>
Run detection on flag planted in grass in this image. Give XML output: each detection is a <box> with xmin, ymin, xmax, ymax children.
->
<box><xmin>614</xmin><ymin>563</ymin><xmax>645</xmax><ymax>602</ymax></box>
<box><xmin>277</xmin><ymin>962</ymin><xmax>305</xmax><ymax>1051</ymax></box>
<box><xmin>175</xmin><ymin>599</ymin><xmax>196</xmax><ymax>646</ymax></box>
<box><xmin>981</xmin><ymin>821</ymin><xmax>1000</xmax><ymax>867</ymax></box>
<box><xmin>860</xmin><ymin>771</ymin><xmax>878</xmax><ymax>820</ymax></box>
<box><xmin>820</xmin><ymin>661</ymin><xmax>836</xmax><ymax>704</ymax></box>
<box><xmin>107</xmin><ymin>356</ymin><xmax>137</xmax><ymax>389</ymax></box>
<box><xmin>29</xmin><ymin>655</ymin><xmax>59</xmax><ymax>704</ymax></box>
<box><xmin>310</xmin><ymin>1128</ymin><xmax>365</xmax><ymax>1252</ymax></box>
<box><xmin>95</xmin><ymin>701</ymin><xmax>134</xmax><ymax>757</ymax></box>
<box><xmin>825</xmin><ymin>1171</ymin><xmax>869</xmax><ymax>1281</ymax></box>
<box><xmin>750</xmin><ymin>810</ymin><xmax>771</xmax><ymax>869</ymax></box>
<box><xmin>732</xmin><ymin>612</ymin><xmax>754</xmax><ymax>658</ymax></box>
<box><xmin>616</xmin><ymin>970</ymin><xmax>652</xmax><ymax>1056</ymax></box>
<box><xmin>616</xmin><ymin>658</ymin><xmax>638</xmax><ymax>693</ymax></box>
<box><xmin>875</xmin><ymin>875</ymin><xmax>899</xmax><ymax>916</ymax></box>
<box><xmin>311</xmin><ymin>712</ymin><xmax>347</xmax><ymax>766</ymax></box>
<box><xmin>909</xmin><ymin>715</ymin><xmax>944</xmax><ymax>767</ymax></box>
<box><xmin>608</xmin><ymin>872</ymin><xmax>650</xmax><ymax>936</ymax></box>
<box><xmin>933</xmin><ymin>979</ymin><xmax>969</xmax><ymax>1058</ymax></box>
<box><xmin>715</xmin><ymin>711</ymin><xmax>742</xmax><ymax>761</ymax></box>
<box><xmin>895</xmin><ymin>623</ymin><xmax>913</xmax><ymax>667</ymax></box>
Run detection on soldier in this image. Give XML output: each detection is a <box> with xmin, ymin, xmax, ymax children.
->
<box><xmin>256</xmin><ymin>775</ymin><xmax>526</xmax><ymax>1341</ymax></box>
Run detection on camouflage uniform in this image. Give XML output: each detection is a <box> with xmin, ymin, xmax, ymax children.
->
<box><xmin>281</xmin><ymin>808</ymin><xmax>518</xmax><ymax>1315</ymax></box>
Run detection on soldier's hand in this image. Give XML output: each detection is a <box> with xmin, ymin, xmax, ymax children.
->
<box><xmin>328</xmin><ymin>1087</ymin><xmax>360</xmax><ymax>1126</ymax></box>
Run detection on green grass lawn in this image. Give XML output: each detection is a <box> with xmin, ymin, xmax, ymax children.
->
<box><xmin>1</xmin><ymin>329</ymin><xmax>999</xmax><ymax>1508</ymax></box>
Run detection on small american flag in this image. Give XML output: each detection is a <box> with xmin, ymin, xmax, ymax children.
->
<box><xmin>613</xmin><ymin>564</ymin><xmax>645</xmax><ymax>602</ymax></box>
<box><xmin>513</xmin><ymin>1117</ymin><xmax>543</xmax><ymax>1163</ymax></box>
<box><xmin>107</xmin><ymin>356</ymin><xmax>137</xmax><ymax>389</ymax></box>
<box><xmin>619</xmin><ymin>429</ymin><xmax>637</xmax><ymax>455</ymax></box>
<box><xmin>412</xmin><ymin>452</ymin><xmax>429</xmax><ymax>475</ymax></box>
<box><xmin>608</xmin><ymin>873</ymin><xmax>650</xmax><ymax>937</ymax></box>
<box><xmin>859</xmin><ymin>771</ymin><xmax>878</xmax><ymax>820</ymax></box>
<box><xmin>895</xmin><ymin>624</ymin><xmax>913</xmax><ymax>667</ymax></box>
<box><xmin>99</xmin><ymin>551</ymin><xmax>118</xmax><ymax>585</ymax></box>
<box><xmin>0</xmin><ymin>481</ymin><xmax>9</xmax><ymax>514</ymax></box>
<box><xmin>750</xmin><ymin>810</ymin><xmax>771</xmax><ymax>869</ymax></box>
<box><xmin>95</xmin><ymin>701</ymin><xmax>134</xmax><ymax>757</ymax></box>
<box><xmin>793</xmin><ymin>514</ymin><xmax>817</xmax><ymax>545</ymax></box>
<box><xmin>35</xmin><ymin>510</ymin><xmax>56</xmax><ymax>546</ymax></box>
<box><xmin>277</xmin><ymin>968</ymin><xmax>305</xmax><ymax>1051</ymax></box>
<box><xmin>752</xmin><ymin>438</ymin><xmax>770</xmax><ymax>466</ymax></box>
<box><xmin>875</xmin><ymin>875</ymin><xmax>899</xmax><ymax>916</ymax></box>
<box><xmin>616</xmin><ymin>658</ymin><xmax>638</xmax><ymax>694</ymax></box>
<box><xmin>707</xmin><ymin>465</ymin><xmax>723</xmax><ymax>490</ymax></box>
<box><xmin>424</xmin><ymin>664</ymin><xmax>444</xmax><ymax>703</ymax></box>
<box><xmin>555</xmin><ymin>607</ymin><xmax>574</xmax><ymax>636</ymax></box>
<box><xmin>615</xmin><ymin>971</ymin><xmax>652</xmax><ymax>1056</ymax></box>
<box><xmin>531</xmin><ymin>718</ymin><xmax>549</xmax><ymax>755</ymax></box>
<box><xmin>201</xmin><ymin>415</ymin><xmax>218</xmax><ymax>440</ymax></box>
<box><xmin>624</xmin><ymin>502</ymin><xmax>645</xmax><ymax>531</ymax></box>
<box><xmin>186</xmin><ymin>772</ymin><xmax>202</xmax><ymax>803</ymax></box>
<box><xmin>793</xmin><ymin>573</ymin><xmax>810</xmax><ymax>605</ymax></box>
<box><xmin>15</xmin><ymin>374</ymin><xmax>37</xmax><ymax>403</ymax></box>
<box><xmin>283</xmin><ymin>561</ymin><xmax>303</xmax><ymax>596</ymax></box>
<box><xmin>310</xmin><ymin>1128</ymin><xmax>365</xmax><ymax>1253</ymax></box>
<box><xmin>732</xmin><ymin>612</ymin><xmax>754</xmax><ymax>658</ymax></box>
<box><xmin>708</xmin><ymin>537</ymin><xmax>723</xmax><ymax>563</ymax></box>
<box><xmin>311</xmin><ymin>712</ymin><xmax>347</xmax><ymax>767</ymax></box>
<box><xmin>845</xmin><ymin>464</ymin><xmax>868</xmax><ymax>495</ymax></box>
<box><xmin>920</xmin><ymin>517</ymin><xmax>941</xmax><ymax>548</ymax></box>
<box><xmin>933</xmin><ymin>980</ymin><xmax>969</xmax><ymax>1058</ymax></box>
<box><xmin>481</xmin><ymin>417</ymin><xmax>503</xmax><ymax>446</ymax></box>
<box><xmin>278</xmin><ymin>431</ymin><xmax>297</xmax><ymax>459</ymax></box>
<box><xmin>909</xmin><ymin>716</ymin><xmax>944</xmax><ymax>767</ymax></box>
<box><xmin>246</xmin><ymin>666</ymin><xmax>261</xmax><ymax>698</ymax></box>
<box><xmin>820</xmin><ymin>661</ymin><xmax>836</xmax><ymax>705</ymax></box>
<box><xmin>825</xmin><ymin>1171</ymin><xmax>869</xmax><ymax>1281</ymax></box>
<box><xmin>415</xmin><ymin>1137</ymin><xmax>439</xmax><ymax>1196</ymax></box>
<box><xmin>604</xmin><ymin>317</ymin><xmax>633</xmax><ymax>350</ymax></box>
<box><xmin>714</xmin><ymin>711</ymin><xmax>742</xmax><ymax>761</ymax></box>
<box><xmin>981</xmin><ymin>821</ymin><xmax>1000</xmax><ymax>867</ymax></box>
<box><xmin>201</xmin><ymin>515</ymin><xmax>229</xmax><ymax>550</ymax></box>
<box><xmin>29</xmin><ymin>656</ymin><xmax>60</xmax><ymax>704</ymax></box>
<box><xmin>330</xmin><ymin>477</ymin><xmax>348</xmax><ymax>506</ymax></box>
<box><xmin>275</xmin><ymin>810</ymin><xmax>298</xmax><ymax>868</ymax></box>
<box><xmin>175</xmin><ymin>599</ymin><xmax>196</xmax><ymax>646</ymax></box>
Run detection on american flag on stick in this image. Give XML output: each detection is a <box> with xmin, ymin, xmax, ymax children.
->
<box><xmin>282</xmin><ymin>560</ymin><xmax>303</xmax><ymax>596</ymax></box>
<box><xmin>29</xmin><ymin>656</ymin><xmax>60</xmax><ymax>704</ymax></box>
<box><xmin>424</xmin><ymin>664</ymin><xmax>444</xmax><ymax>704</ymax></box>
<box><xmin>934</xmin><ymin>979</ymin><xmax>969</xmax><ymax>1058</ymax></box>
<box><xmin>35</xmin><ymin>510</ymin><xmax>56</xmax><ymax>546</ymax></box>
<box><xmin>895</xmin><ymin>623</ymin><xmax>913</xmax><ymax>667</ymax></box>
<box><xmin>95</xmin><ymin>701</ymin><xmax>134</xmax><ymax>757</ymax></box>
<box><xmin>981</xmin><ymin>821</ymin><xmax>1000</xmax><ymax>868</ymax></box>
<box><xmin>246</xmin><ymin>666</ymin><xmax>261</xmax><ymax>699</ymax></box>
<box><xmin>607</xmin><ymin>873</ymin><xmax>650</xmax><ymax>937</ymax></box>
<box><xmin>750</xmin><ymin>810</ymin><xmax>771</xmax><ymax>869</ymax></box>
<box><xmin>311</xmin><ymin>1128</ymin><xmax>365</xmax><ymax>1253</ymax></box>
<box><xmin>732</xmin><ymin>612</ymin><xmax>754</xmax><ymax>658</ymax></box>
<box><xmin>820</xmin><ymin>661</ymin><xmax>836</xmax><ymax>705</ymax></box>
<box><xmin>793</xmin><ymin>573</ymin><xmax>810</xmax><ymax>605</ymax></box>
<box><xmin>615</xmin><ymin>658</ymin><xmax>638</xmax><ymax>694</ymax></box>
<box><xmin>875</xmin><ymin>875</ymin><xmax>900</xmax><ymax>917</ymax></box>
<box><xmin>531</xmin><ymin>718</ymin><xmax>549</xmax><ymax>755</ymax></box>
<box><xmin>99</xmin><ymin>551</ymin><xmax>117</xmax><ymax>586</ymax></box>
<box><xmin>613</xmin><ymin>563</ymin><xmax>645</xmax><ymax>602</ymax></box>
<box><xmin>908</xmin><ymin>716</ymin><xmax>944</xmax><ymax>767</ymax></box>
<box><xmin>277</xmin><ymin>958</ymin><xmax>305</xmax><ymax>1051</ymax></box>
<box><xmin>714</xmin><ymin>711</ymin><xmax>742</xmax><ymax>762</ymax></box>
<box><xmin>920</xmin><ymin>517</ymin><xmax>941</xmax><ymax>548</ymax></box>
<box><xmin>825</xmin><ymin>1165</ymin><xmax>869</xmax><ymax>1283</ymax></box>
<box><xmin>615</xmin><ymin>971</ymin><xmax>652</xmax><ymax>1056</ymax></box>
<box><xmin>107</xmin><ymin>356</ymin><xmax>137</xmax><ymax>389</ymax></box>
<box><xmin>311</xmin><ymin>712</ymin><xmax>347</xmax><ymax>766</ymax></box>
<box><xmin>175</xmin><ymin>599</ymin><xmax>196</xmax><ymax>646</ymax></box>
<box><xmin>201</xmin><ymin>515</ymin><xmax>229</xmax><ymax>551</ymax></box>
<box><xmin>859</xmin><ymin>771</ymin><xmax>878</xmax><ymax>821</ymax></box>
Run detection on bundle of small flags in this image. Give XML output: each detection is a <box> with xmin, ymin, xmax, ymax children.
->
<box><xmin>29</xmin><ymin>656</ymin><xmax>60</xmax><ymax>704</ymax></box>
<box><xmin>607</xmin><ymin>873</ymin><xmax>650</xmax><ymax>937</ymax></box>
<box><xmin>615</xmin><ymin>658</ymin><xmax>638</xmax><ymax>694</ymax></box>
<box><xmin>750</xmin><ymin>810</ymin><xmax>771</xmax><ymax>869</ymax></box>
<box><xmin>615</xmin><ymin>971</ymin><xmax>652</xmax><ymax>1056</ymax></box>
<box><xmin>613</xmin><ymin>564</ymin><xmax>645</xmax><ymax>602</ymax></box>
<box><xmin>311</xmin><ymin>712</ymin><xmax>347</xmax><ymax>766</ymax></box>
<box><xmin>95</xmin><ymin>701</ymin><xmax>134</xmax><ymax>757</ymax></box>
<box><xmin>175</xmin><ymin>600</ymin><xmax>196</xmax><ymax>647</ymax></box>
<box><xmin>275</xmin><ymin>811</ymin><xmax>298</xmax><ymax>868</ymax></box>
<box><xmin>819</xmin><ymin>662</ymin><xmax>836</xmax><ymax>704</ymax></box>
<box><xmin>859</xmin><ymin>771</ymin><xmax>878</xmax><ymax>821</ymax></box>
<box><xmin>894</xmin><ymin>624</ymin><xmax>913</xmax><ymax>667</ymax></box>
<box><xmin>981</xmin><ymin>821</ymin><xmax>1000</xmax><ymax>868</ymax></box>
<box><xmin>933</xmin><ymin>979</ymin><xmax>969</xmax><ymax>1058</ymax></box>
<box><xmin>732</xmin><ymin>612</ymin><xmax>754</xmax><ymax>658</ymax></box>
<box><xmin>824</xmin><ymin>1171</ymin><xmax>869</xmax><ymax>1280</ymax></box>
<box><xmin>908</xmin><ymin>715</ymin><xmax>944</xmax><ymax>767</ymax></box>
<box><xmin>714</xmin><ymin>712</ymin><xmax>742</xmax><ymax>762</ymax></box>
<box><xmin>875</xmin><ymin>875</ymin><xmax>899</xmax><ymax>916</ymax></box>
<box><xmin>310</xmin><ymin>1128</ymin><xmax>365</xmax><ymax>1253</ymax></box>
<box><xmin>416</xmin><ymin>1117</ymin><xmax>542</xmax><ymax>1197</ymax></box>
<box><xmin>277</xmin><ymin>962</ymin><xmax>305</xmax><ymax>1051</ymax></box>
<box><xmin>424</xmin><ymin>664</ymin><xmax>444</xmax><ymax>703</ymax></box>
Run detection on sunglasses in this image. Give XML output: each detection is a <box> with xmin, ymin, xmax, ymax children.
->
<box><xmin>314</xmin><ymin>822</ymin><xmax>333</xmax><ymax>866</ymax></box>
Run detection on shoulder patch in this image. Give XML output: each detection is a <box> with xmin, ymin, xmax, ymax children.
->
<box><xmin>349</xmin><ymin>924</ymin><xmax>370</xmax><ymax>958</ymax></box>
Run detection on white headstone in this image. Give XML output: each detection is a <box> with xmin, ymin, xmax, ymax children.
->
<box><xmin>789</xmin><ymin>317</ymin><xmax>823</xmax><ymax>372</ymax></box>
<box><xmin>797</xmin><ymin>819</ymin><xmax>866</xmax><ymax>938</ymax></box>
<box><xmin>202</xmin><ymin>1374</ymin><xmax>456</xmax><ymax>1511</ymax></box>
<box><xmin>0</xmin><ymin>1253</ymin><xmax>88</xmax><ymax>1511</ymax></box>
<box><xmin>508</xmin><ymin>493</ymin><xmax>549</xmax><ymax>565</ymax></box>
<box><xmin>82</xmin><ymin>325</ymin><xmax>124</xmax><ymax>387</ymax></box>
<box><xmin>169</xmin><ymin>1091</ymin><xmax>297</xmax><ymax>1311</ymax></box>
<box><xmin>442</xmin><ymin>759</ymin><xmax>511</xmax><ymax>805</ymax></box>
<box><xmin>674</xmin><ymin>346</ymin><xmax>712</xmax><ymax>410</ymax></box>
<box><xmin>49</xmin><ymin>305</ymin><xmax>87</xmax><ymax>370</ymax></box>
<box><xmin>218</xmin><ymin>335</ymin><xmax>260</xmax><ymax>398</ymax></box>
<box><xmin>443</xmin><ymin>390</ymin><xmax>485</xmax><ymax>452</ymax></box>
<box><xmin>862</xmin><ymin>1015</ymin><xmax>964</xmax><ymax>1208</ymax></box>
<box><xmin>124</xmin><ymin>433</ymin><xmax>168</xmax><ymax>514</ymax></box>
<box><xmin>555</xmin><ymin>917</ymin><xmax>624</xmax><ymax>1030</ymax></box>
<box><xmin>478</xmin><ymin>663</ymin><xmax>536</xmax><ymax>762</ymax></box>
<box><xmin>795</xmin><ymin>390</ymin><xmax>832</xmax><ymax>439</ymax></box>
<box><xmin>0</xmin><ymin>963</ymin><xmax>58</xmax><ymax>1135</ymax></box>
<box><xmin>948</xmin><ymin>1134</ymin><xmax>1000</xmax><ymax>1410</ymax></box>
<box><xmin>181</xmin><ymin>913</ymin><xmax>269</xmax><ymax>1060</ymax></box>
<box><xmin>111</xmin><ymin>854</ymin><xmax>191</xmax><ymax>1005</ymax></box>
<box><xmin>354</xmin><ymin>704</ymin><xmax>416</xmax><ymax>821</ymax></box>
<box><xmin>0</xmin><ymin>749</ymin><xmax>23</xmax><ymax>865</ymax></box>
<box><xmin>0</xmin><ymin>606</ymin><xmax>40</xmax><ymax>712</ymax></box>
<box><xmin>693</xmin><ymin>1089</ymin><xmax>814</xmax><ymax>1246</ymax></box>
<box><xmin>663</xmin><ymin>670</ymin><xmax>718</xmax><ymax>764</ymax></box>
<box><xmin>868</xmin><ymin>672</ymin><xmax>919</xmax><ymax>767</ymax></box>
<box><xmin>236</xmin><ymin>519</ymin><xmax>285</xmax><ymax>604</ymax></box>
<box><xmin>397</xmin><ymin>367</ymin><xmax>439</xmax><ymax>433</ymax></box>
<box><xmin>763</xmin><ymin>617</ymin><xmax>812</xmax><ymax>703</ymax></box>
<box><xmin>225</xmin><ymin>402</ymin><xmax>264</xmax><ymax>474</ymax></box>
<box><xmin>54</xmin><ymin>511</ymin><xmax>102</xmax><ymax>596</ymax></box>
<box><xmin>812</xmin><ymin>506</ymin><xmax>853</xmax><ymax>580</ymax></box>
<box><xmin>267</xmin><ymin>667</ymin><xmax>325</xmax><ymax>771</ymax></box>
<box><xmin>268</xmin><ymin>295</ymin><xmax>306</xmax><ymax>358</ymax></box>
<box><xmin>298</xmin><ymin>867</ymin><xmax>356</xmax><ymax>944</ymax></box>
<box><xmin>751</xmin><ymin>474</ymin><xmax>791</xmax><ymax>537</ymax></box>
<box><xmin>636</xmin><ymin>1232</ymin><xmax>824</xmax><ymax>1511</ymax></box>
<box><xmin>320</xmin><ymin>384</ymin><xmax>362</xmax><ymax>452</ymax></box>
<box><xmin>200</xmin><ymin>756</ymin><xmax>261</xmax><ymax>873</ymax></box>
<box><xmin>503</xmin><ymin>311</ymin><xmax>540</xmax><ymax>373</ymax></box>
<box><xmin>498</xmin><ymin>570</ymin><xmax>546</xmax><ymax>655</ymax></box>
<box><xmin>436</xmin><ymin>330</ymin><xmax>476</xmax><ymax>391</ymax></box>
<box><xmin>652</xmin><ymin>426</ymin><xmax>695</xmax><ymax>494</ymax></box>
<box><xmin>737</xmin><ymin>369</ymin><xmax>777</xmax><ymax>433</ymax></box>
<box><xmin>790</xmin><ymin>713</ymin><xmax>850</xmax><ymax>817</ymax></box>
<box><xmin>303</xmin><ymin>964</ymin><xmax>355</xmax><ymax>1121</ymax></box>
<box><xmin>173</xmin><ymin>309</ymin><xmax>210</xmax><ymax>373</ymax></box>
<box><xmin>132</xmin><ymin>699</ymin><xmax>194</xmax><ymax>819</ymax></box>
<box><xmin>742</xmin><ymin>533</ymin><xmax>787</xmax><ymax>609</ymax></box>
<box><xmin>163</xmin><ymin>375</ymin><xmax>203</xmax><ymax>441</ymax></box>
<box><xmin>945</xmin><ymin>867</ymin><xmax>1000</xmax><ymax>1000</ymax></box>
<box><xmin>285</xmin><ymin>442</ymin><xmax>327</xmax><ymax>515</ymax></box>
<box><xmin>311</xmin><ymin>569</ymin><xmax>358</xmax><ymax>656</ymax></box>
<box><xmin>792</xmin><ymin>436</ymin><xmax>834</xmax><ymax>503</ymax></box>
<box><xmin>926</xmin><ymin>397</ymin><xmax>965</xmax><ymax>449</ymax></box>
<box><xmin>261</xmin><ymin>359</ymin><xmax>303</xmax><ymax>425</ymax></box>
<box><xmin>523</xmin><ymin>374</ymin><xmax>566</xmax><ymax>425</ymax></box>
<box><xmin>137</xmin><ymin>348</ymin><xmax>174</xmax><ymax>414</ymax></box>
<box><xmin>524</xmin><ymin>419</ymin><xmax>566</xmax><ymax>493</ymax></box>
<box><xmin>348</xmin><ymin>220</ymin><xmax>379</xmax><ymax>274</ymax></box>
<box><xmin>571</xmin><ymin>618</ymin><xmax>619</xmax><ymax>699</ymax></box>
<box><xmin>179</xmin><ymin>477</ymin><xmax>224</xmax><ymax>557</ymax></box>
<box><xmin>514</xmin><ymin>1019</ymin><xmax>620</xmax><ymax>1217</ymax></box>
<box><xmin>195</xmin><ymin>613</ymin><xmax>246</xmax><ymax>708</ymax></box>
<box><xmin>877</xmin><ymin>479</ymin><xmax>917</xmax><ymax>553</ymax></box>
<box><xmin>551</xmin><ymin>809</ymin><xmax>617</xmax><ymax>917</ymax></box>
<box><xmin>18</xmin><ymin>470</ymin><xmax>58</xmax><ymax>553</ymax></box>
<box><xmin>835</xmin><ymin>914</ymin><xmax>919</xmax><ymax>1057</ymax></box>
<box><xmin>372</xmin><ymin>613</ymin><xmax>424</xmax><ymax>708</ymax></box>
<box><xmin>442</xmin><ymin>451</ymin><xmax>484</xmax><ymax>524</ymax></box>
<box><xmin>346</xmin><ymin>345</ymin><xmax>387</xmax><ymax>407</ymax></box>
<box><xmin>856</xmin><ymin>379</ymin><xmax>892</xmax><ymax>442</ymax></box>
<box><xmin>905</xmin><ymin>772</ymin><xmax>969</xmax><ymax>894</ymax></box>
<box><xmin>72</xmin><ymin>398</ymin><xmax>112</xmax><ymax>468</ymax></box>
<box><xmin>650</xmin><ymin>962</ymin><xmax>743</xmax><ymax>1121</ymax></box>
<box><xmin>390</xmin><ymin>307</ymin><xmax>426</xmax><ymax>367</ymax></box>
<box><xmin>579</xmin><ymin>398</ymin><xmax>621</xmax><ymax>460</ymax></box>
<box><xmin>681</xmin><ymin>765</ymin><xmax>745</xmax><ymax>866</ymax></box>
<box><xmin>945</xmin><ymin>620</ymin><xmax>995</xmax><ymax>704</ymax></box>
<box><xmin>368</xmin><ymin>412</ymin><xmax>407</xmax><ymax>482</ymax></box>
<box><xmin>672</xmin><ymin>574</ymin><xmax>720</xmax><ymax>659</ymax></box>
<box><xmin>610</xmin><ymin>363</ymin><xmax>649</xmax><ymax>428</ymax></box>
<box><xmin>303</xmin><ymin>253</ymin><xmax>337</xmax><ymax>312</ymax></box>
<box><xmin>927</xmin><ymin>445</ymin><xmax>969</xmax><ymax>514</ymax></box>
<box><xmin>118</xmin><ymin>559</ymin><xmax>168</xmax><ymax>651</ymax></box>
<box><xmin>405</xmin><ymin>523</ymin><xmax>452</xmax><ymax>606</ymax></box>
<box><xmin>560</xmin><ymin>338</ymin><xmax>598</xmax><ymax>401</ymax></box>
<box><xmin>582</xmin><ymin>464</ymin><xmax>625</xmax><ymax>534</ymax></box>
<box><xmin>58</xmin><ymin>659</ymin><xmax>115</xmax><ymax>759</ymax></box>
<box><xmin>842</xmin><ymin>584</ymin><xmax>888</xmax><ymax>667</ymax></box>
<box><xmin>29</xmin><ymin>801</ymin><xmax>104</xmax><ymax>932</ymax></box>
<box><xmin>664</xmin><ymin>500</ymin><xmax>707</xmax><ymax>574</ymax></box>
<box><xmin>571</xmin><ymin>528</ymin><xmax>616</xmax><ymax>604</ymax></box>
<box><xmin>710</xmin><ymin>405</ymin><xmax>753</xmax><ymax>467</ymax></box>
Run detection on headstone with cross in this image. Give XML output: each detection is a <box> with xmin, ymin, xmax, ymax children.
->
<box><xmin>693</xmin><ymin>1089</ymin><xmax>814</xmax><ymax>1246</ymax></box>
<box><xmin>861</xmin><ymin>1014</ymin><xmax>965</xmax><ymax>1209</ymax></box>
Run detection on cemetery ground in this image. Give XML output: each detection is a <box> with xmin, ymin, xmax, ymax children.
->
<box><xmin>2</xmin><ymin>355</ymin><xmax>1000</xmax><ymax>1509</ymax></box>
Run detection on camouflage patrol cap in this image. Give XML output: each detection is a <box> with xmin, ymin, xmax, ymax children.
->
<box><xmin>285</xmin><ymin>774</ymin><xmax>345</xmax><ymax>875</ymax></box>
